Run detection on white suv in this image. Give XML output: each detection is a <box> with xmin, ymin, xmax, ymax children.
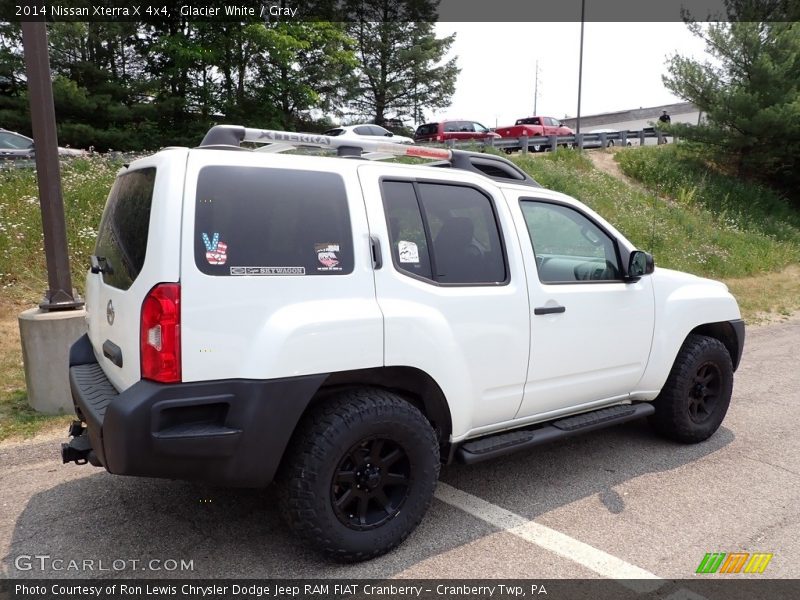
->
<box><xmin>64</xmin><ymin>126</ymin><xmax>745</xmax><ymax>562</ymax></box>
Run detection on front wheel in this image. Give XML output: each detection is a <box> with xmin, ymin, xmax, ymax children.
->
<box><xmin>279</xmin><ymin>388</ymin><xmax>440</xmax><ymax>562</ymax></box>
<box><xmin>649</xmin><ymin>334</ymin><xmax>733</xmax><ymax>443</ymax></box>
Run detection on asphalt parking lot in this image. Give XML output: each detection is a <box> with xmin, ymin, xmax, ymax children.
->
<box><xmin>1</xmin><ymin>318</ymin><xmax>798</xmax><ymax>587</ymax></box>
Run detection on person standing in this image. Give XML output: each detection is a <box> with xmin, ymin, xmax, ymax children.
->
<box><xmin>658</xmin><ymin>110</ymin><xmax>671</xmax><ymax>144</ymax></box>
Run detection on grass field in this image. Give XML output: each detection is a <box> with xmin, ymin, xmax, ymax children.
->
<box><xmin>1</xmin><ymin>147</ymin><xmax>798</xmax><ymax>441</ymax></box>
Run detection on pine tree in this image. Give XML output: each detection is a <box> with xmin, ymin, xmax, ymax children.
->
<box><xmin>663</xmin><ymin>1</ymin><xmax>800</xmax><ymax>193</ymax></box>
<box><xmin>345</xmin><ymin>0</ymin><xmax>459</xmax><ymax>126</ymax></box>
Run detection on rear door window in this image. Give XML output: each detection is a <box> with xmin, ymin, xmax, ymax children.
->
<box><xmin>382</xmin><ymin>180</ymin><xmax>507</xmax><ymax>285</ymax></box>
<box><xmin>194</xmin><ymin>166</ymin><xmax>353</xmax><ymax>276</ymax></box>
<box><xmin>93</xmin><ymin>167</ymin><xmax>157</xmax><ymax>290</ymax></box>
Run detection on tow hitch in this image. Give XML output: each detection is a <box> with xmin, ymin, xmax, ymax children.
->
<box><xmin>61</xmin><ymin>420</ymin><xmax>100</xmax><ymax>466</ymax></box>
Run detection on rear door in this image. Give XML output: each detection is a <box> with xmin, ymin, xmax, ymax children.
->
<box><xmin>85</xmin><ymin>151</ymin><xmax>187</xmax><ymax>391</ymax></box>
<box><xmin>358</xmin><ymin>164</ymin><xmax>531</xmax><ymax>436</ymax></box>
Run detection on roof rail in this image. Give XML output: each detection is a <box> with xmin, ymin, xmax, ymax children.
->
<box><xmin>200</xmin><ymin>124</ymin><xmax>451</xmax><ymax>160</ymax></box>
<box><xmin>198</xmin><ymin>125</ymin><xmax>540</xmax><ymax>187</ymax></box>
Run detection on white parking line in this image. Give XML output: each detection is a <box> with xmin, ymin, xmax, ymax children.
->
<box><xmin>435</xmin><ymin>482</ymin><xmax>664</xmax><ymax>591</ymax></box>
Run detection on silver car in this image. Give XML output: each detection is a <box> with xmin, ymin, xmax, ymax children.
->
<box><xmin>0</xmin><ymin>128</ymin><xmax>86</xmax><ymax>159</ymax></box>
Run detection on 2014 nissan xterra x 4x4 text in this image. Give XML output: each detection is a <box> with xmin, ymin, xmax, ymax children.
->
<box><xmin>62</xmin><ymin>125</ymin><xmax>744</xmax><ymax>562</ymax></box>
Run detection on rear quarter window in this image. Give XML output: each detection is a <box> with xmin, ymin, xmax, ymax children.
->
<box><xmin>93</xmin><ymin>167</ymin><xmax>157</xmax><ymax>290</ymax></box>
<box><xmin>194</xmin><ymin>166</ymin><xmax>354</xmax><ymax>276</ymax></box>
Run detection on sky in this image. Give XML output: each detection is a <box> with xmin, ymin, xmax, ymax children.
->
<box><xmin>432</xmin><ymin>22</ymin><xmax>710</xmax><ymax>128</ymax></box>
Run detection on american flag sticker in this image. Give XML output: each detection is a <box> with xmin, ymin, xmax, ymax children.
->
<box><xmin>203</xmin><ymin>232</ymin><xmax>228</xmax><ymax>265</ymax></box>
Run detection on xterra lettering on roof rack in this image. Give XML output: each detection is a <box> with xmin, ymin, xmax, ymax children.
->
<box><xmin>198</xmin><ymin>125</ymin><xmax>541</xmax><ymax>187</ymax></box>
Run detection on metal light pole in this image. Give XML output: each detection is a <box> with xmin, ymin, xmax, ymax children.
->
<box><xmin>533</xmin><ymin>59</ymin><xmax>540</xmax><ymax>115</ymax></box>
<box><xmin>21</xmin><ymin>21</ymin><xmax>82</xmax><ymax>310</ymax></box>
<box><xmin>576</xmin><ymin>0</ymin><xmax>586</xmax><ymax>134</ymax></box>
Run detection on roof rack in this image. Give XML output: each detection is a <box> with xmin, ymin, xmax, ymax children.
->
<box><xmin>199</xmin><ymin>125</ymin><xmax>540</xmax><ymax>187</ymax></box>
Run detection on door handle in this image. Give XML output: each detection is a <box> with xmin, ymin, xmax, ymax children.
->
<box><xmin>102</xmin><ymin>340</ymin><xmax>123</xmax><ymax>368</ymax></box>
<box><xmin>534</xmin><ymin>305</ymin><xmax>566</xmax><ymax>316</ymax></box>
<box><xmin>370</xmin><ymin>236</ymin><xmax>383</xmax><ymax>270</ymax></box>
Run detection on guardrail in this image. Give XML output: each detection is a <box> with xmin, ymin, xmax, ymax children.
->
<box><xmin>434</xmin><ymin>127</ymin><xmax>670</xmax><ymax>153</ymax></box>
<box><xmin>0</xmin><ymin>130</ymin><xmax>668</xmax><ymax>171</ymax></box>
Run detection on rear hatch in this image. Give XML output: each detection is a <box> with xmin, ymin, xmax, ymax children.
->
<box><xmin>84</xmin><ymin>150</ymin><xmax>187</xmax><ymax>391</ymax></box>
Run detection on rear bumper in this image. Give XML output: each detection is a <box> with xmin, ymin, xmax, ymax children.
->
<box><xmin>68</xmin><ymin>334</ymin><xmax>326</xmax><ymax>487</ymax></box>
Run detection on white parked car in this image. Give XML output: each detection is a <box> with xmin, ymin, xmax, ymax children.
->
<box><xmin>63</xmin><ymin>125</ymin><xmax>744</xmax><ymax>562</ymax></box>
<box><xmin>324</xmin><ymin>123</ymin><xmax>414</xmax><ymax>145</ymax></box>
<box><xmin>583</xmin><ymin>128</ymin><xmax>639</xmax><ymax>149</ymax></box>
<box><xmin>0</xmin><ymin>127</ymin><xmax>86</xmax><ymax>158</ymax></box>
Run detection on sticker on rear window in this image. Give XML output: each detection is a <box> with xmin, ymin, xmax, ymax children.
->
<box><xmin>315</xmin><ymin>243</ymin><xmax>342</xmax><ymax>271</ymax></box>
<box><xmin>398</xmin><ymin>240</ymin><xmax>419</xmax><ymax>263</ymax></box>
<box><xmin>230</xmin><ymin>266</ymin><xmax>305</xmax><ymax>276</ymax></box>
<box><xmin>202</xmin><ymin>232</ymin><xmax>227</xmax><ymax>265</ymax></box>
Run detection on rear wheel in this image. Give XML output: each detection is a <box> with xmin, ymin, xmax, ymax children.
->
<box><xmin>279</xmin><ymin>388</ymin><xmax>440</xmax><ymax>562</ymax></box>
<box><xmin>649</xmin><ymin>334</ymin><xmax>733</xmax><ymax>443</ymax></box>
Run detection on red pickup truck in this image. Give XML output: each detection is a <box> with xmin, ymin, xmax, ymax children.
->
<box><xmin>495</xmin><ymin>116</ymin><xmax>575</xmax><ymax>153</ymax></box>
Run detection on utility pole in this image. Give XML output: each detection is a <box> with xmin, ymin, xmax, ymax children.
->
<box><xmin>19</xmin><ymin>20</ymin><xmax>86</xmax><ymax>417</ymax></box>
<box><xmin>576</xmin><ymin>0</ymin><xmax>586</xmax><ymax>134</ymax></box>
<box><xmin>533</xmin><ymin>60</ymin><xmax>540</xmax><ymax>115</ymax></box>
<box><xmin>21</xmin><ymin>21</ymin><xmax>82</xmax><ymax>310</ymax></box>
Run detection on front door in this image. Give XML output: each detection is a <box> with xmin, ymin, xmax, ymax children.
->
<box><xmin>509</xmin><ymin>195</ymin><xmax>656</xmax><ymax>419</ymax></box>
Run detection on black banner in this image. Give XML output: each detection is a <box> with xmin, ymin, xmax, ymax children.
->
<box><xmin>2</xmin><ymin>579</ymin><xmax>800</xmax><ymax>600</ymax></box>
<box><xmin>1</xmin><ymin>0</ymin><xmax>798</xmax><ymax>23</ymax></box>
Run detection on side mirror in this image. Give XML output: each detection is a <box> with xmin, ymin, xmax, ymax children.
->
<box><xmin>385</xmin><ymin>132</ymin><xmax>393</xmax><ymax>137</ymax></box>
<box><xmin>627</xmin><ymin>250</ymin><xmax>654</xmax><ymax>280</ymax></box>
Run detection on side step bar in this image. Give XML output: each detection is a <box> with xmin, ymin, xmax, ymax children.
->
<box><xmin>456</xmin><ymin>403</ymin><xmax>655</xmax><ymax>465</ymax></box>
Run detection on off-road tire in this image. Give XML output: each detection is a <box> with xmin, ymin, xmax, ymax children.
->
<box><xmin>278</xmin><ymin>388</ymin><xmax>440</xmax><ymax>562</ymax></box>
<box><xmin>649</xmin><ymin>334</ymin><xmax>733</xmax><ymax>443</ymax></box>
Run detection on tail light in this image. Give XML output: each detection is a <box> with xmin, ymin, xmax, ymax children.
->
<box><xmin>140</xmin><ymin>283</ymin><xmax>181</xmax><ymax>383</ymax></box>
<box><xmin>435</xmin><ymin>134</ymin><xmax>443</xmax><ymax>142</ymax></box>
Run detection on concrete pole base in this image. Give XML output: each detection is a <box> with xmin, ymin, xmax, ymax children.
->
<box><xmin>18</xmin><ymin>307</ymin><xmax>87</xmax><ymax>414</ymax></box>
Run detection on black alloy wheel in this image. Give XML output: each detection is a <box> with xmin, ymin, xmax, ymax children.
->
<box><xmin>331</xmin><ymin>437</ymin><xmax>411</xmax><ymax>530</ymax></box>
<box><xmin>687</xmin><ymin>362</ymin><xmax>722</xmax><ymax>424</ymax></box>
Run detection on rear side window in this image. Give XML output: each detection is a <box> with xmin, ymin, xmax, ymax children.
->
<box><xmin>94</xmin><ymin>167</ymin><xmax>157</xmax><ymax>290</ymax></box>
<box><xmin>194</xmin><ymin>166</ymin><xmax>353</xmax><ymax>276</ymax></box>
<box><xmin>382</xmin><ymin>181</ymin><xmax>506</xmax><ymax>285</ymax></box>
<box><xmin>415</xmin><ymin>123</ymin><xmax>438</xmax><ymax>137</ymax></box>
<box><xmin>444</xmin><ymin>121</ymin><xmax>472</xmax><ymax>132</ymax></box>
<box><xmin>382</xmin><ymin>182</ymin><xmax>433</xmax><ymax>280</ymax></box>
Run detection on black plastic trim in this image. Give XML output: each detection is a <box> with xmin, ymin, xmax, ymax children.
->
<box><xmin>69</xmin><ymin>333</ymin><xmax>97</xmax><ymax>367</ymax></box>
<box><xmin>370</xmin><ymin>235</ymin><xmax>383</xmax><ymax>269</ymax></box>
<box><xmin>68</xmin><ymin>337</ymin><xmax>328</xmax><ymax>487</ymax></box>
<box><xmin>102</xmin><ymin>340</ymin><xmax>123</xmax><ymax>368</ymax></box>
<box><xmin>199</xmin><ymin>125</ymin><xmax>246</xmax><ymax>147</ymax></box>
<box><xmin>456</xmin><ymin>403</ymin><xmax>655</xmax><ymax>465</ymax></box>
<box><xmin>534</xmin><ymin>305</ymin><xmax>566</xmax><ymax>315</ymax></box>
<box><xmin>729</xmin><ymin>318</ymin><xmax>746</xmax><ymax>371</ymax></box>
